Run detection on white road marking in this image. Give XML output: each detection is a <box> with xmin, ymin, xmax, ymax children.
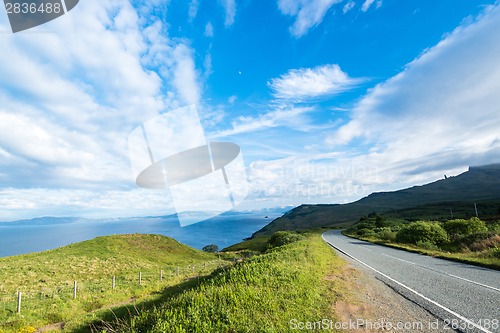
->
<box><xmin>322</xmin><ymin>232</ymin><xmax>494</xmax><ymax>333</ymax></box>
<box><xmin>371</xmin><ymin>250</ymin><xmax>500</xmax><ymax>293</ymax></box>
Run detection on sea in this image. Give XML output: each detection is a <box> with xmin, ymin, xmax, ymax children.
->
<box><xmin>0</xmin><ymin>212</ymin><xmax>282</xmax><ymax>258</ymax></box>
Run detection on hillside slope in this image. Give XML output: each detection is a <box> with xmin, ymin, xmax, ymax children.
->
<box><xmin>88</xmin><ymin>233</ymin><xmax>347</xmax><ymax>333</ymax></box>
<box><xmin>0</xmin><ymin>234</ymin><xmax>214</xmax><ymax>294</ymax></box>
<box><xmin>0</xmin><ymin>234</ymin><xmax>217</xmax><ymax>332</ymax></box>
<box><xmin>253</xmin><ymin>164</ymin><xmax>500</xmax><ymax>236</ymax></box>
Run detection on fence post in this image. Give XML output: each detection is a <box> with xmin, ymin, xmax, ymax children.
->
<box><xmin>192</xmin><ymin>265</ymin><xmax>195</xmax><ymax>274</ymax></box>
<box><xmin>176</xmin><ymin>266</ymin><xmax>179</xmax><ymax>276</ymax></box>
<box><xmin>112</xmin><ymin>276</ymin><xmax>116</xmax><ymax>290</ymax></box>
<box><xmin>139</xmin><ymin>272</ymin><xmax>142</xmax><ymax>285</ymax></box>
<box><xmin>73</xmin><ymin>281</ymin><xmax>77</xmax><ymax>299</ymax></box>
<box><xmin>204</xmin><ymin>262</ymin><xmax>207</xmax><ymax>269</ymax></box>
<box><xmin>160</xmin><ymin>270</ymin><xmax>163</xmax><ymax>282</ymax></box>
<box><xmin>17</xmin><ymin>291</ymin><xmax>21</xmax><ymax>313</ymax></box>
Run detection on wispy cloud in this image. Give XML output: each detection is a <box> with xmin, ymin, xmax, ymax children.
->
<box><xmin>228</xmin><ymin>95</ymin><xmax>237</xmax><ymax>104</ymax></box>
<box><xmin>268</xmin><ymin>64</ymin><xmax>364</xmax><ymax>100</ymax></box>
<box><xmin>208</xmin><ymin>65</ymin><xmax>358</xmax><ymax>139</ymax></box>
<box><xmin>203</xmin><ymin>51</ymin><xmax>213</xmax><ymax>79</ymax></box>
<box><xmin>173</xmin><ymin>44</ymin><xmax>201</xmax><ymax>105</ymax></box>
<box><xmin>0</xmin><ymin>188</ymin><xmax>174</xmax><ymax>221</ymax></box>
<box><xmin>211</xmin><ymin>106</ymin><xmax>313</xmax><ymax>138</ymax></box>
<box><xmin>328</xmin><ymin>3</ymin><xmax>500</xmax><ymax>176</ymax></box>
<box><xmin>343</xmin><ymin>1</ymin><xmax>355</xmax><ymax>14</ymax></box>
<box><xmin>237</xmin><ymin>3</ymin><xmax>500</xmax><ymax>208</ymax></box>
<box><xmin>361</xmin><ymin>0</ymin><xmax>375</xmax><ymax>12</ymax></box>
<box><xmin>204</xmin><ymin>21</ymin><xmax>214</xmax><ymax>37</ymax></box>
<box><xmin>278</xmin><ymin>0</ymin><xmax>342</xmax><ymax>37</ymax></box>
<box><xmin>220</xmin><ymin>0</ymin><xmax>236</xmax><ymax>27</ymax></box>
<box><xmin>188</xmin><ymin>0</ymin><xmax>199</xmax><ymax>21</ymax></box>
<box><xmin>0</xmin><ymin>0</ymin><xmax>203</xmax><ymax>218</ymax></box>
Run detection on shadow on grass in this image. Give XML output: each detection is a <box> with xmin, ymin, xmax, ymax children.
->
<box><xmin>70</xmin><ymin>268</ymin><xmax>228</xmax><ymax>333</ymax></box>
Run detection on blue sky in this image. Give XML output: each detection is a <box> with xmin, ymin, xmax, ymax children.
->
<box><xmin>0</xmin><ymin>0</ymin><xmax>499</xmax><ymax>221</ymax></box>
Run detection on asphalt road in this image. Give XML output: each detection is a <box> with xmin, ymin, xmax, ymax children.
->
<box><xmin>323</xmin><ymin>230</ymin><xmax>500</xmax><ymax>333</ymax></box>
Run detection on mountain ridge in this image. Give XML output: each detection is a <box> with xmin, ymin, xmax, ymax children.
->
<box><xmin>252</xmin><ymin>164</ymin><xmax>500</xmax><ymax>237</ymax></box>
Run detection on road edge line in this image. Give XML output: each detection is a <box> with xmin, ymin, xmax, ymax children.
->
<box><xmin>322</xmin><ymin>232</ymin><xmax>493</xmax><ymax>333</ymax></box>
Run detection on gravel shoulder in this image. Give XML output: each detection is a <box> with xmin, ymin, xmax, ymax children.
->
<box><xmin>332</xmin><ymin>251</ymin><xmax>459</xmax><ymax>333</ymax></box>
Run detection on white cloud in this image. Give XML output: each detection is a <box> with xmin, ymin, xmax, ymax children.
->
<box><xmin>188</xmin><ymin>0</ymin><xmax>199</xmax><ymax>21</ymax></box>
<box><xmin>328</xmin><ymin>3</ymin><xmax>500</xmax><ymax>179</ymax></box>
<box><xmin>0</xmin><ymin>188</ymin><xmax>174</xmax><ymax>221</ymax></box>
<box><xmin>343</xmin><ymin>1</ymin><xmax>355</xmax><ymax>14</ymax></box>
<box><xmin>278</xmin><ymin>0</ymin><xmax>342</xmax><ymax>37</ymax></box>
<box><xmin>236</xmin><ymin>3</ymin><xmax>500</xmax><ymax>209</ymax></box>
<box><xmin>268</xmin><ymin>64</ymin><xmax>363</xmax><ymax>100</ymax></box>
<box><xmin>220</xmin><ymin>0</ymin><xmax>236</xmax><ymax>27</ymax></box>
<box><xmin>245</xmin><ymin>155</ymin><xmax>381</xmax><ymax>205</ymax></box>
<box><xmin>203</xmin><ymin>51</ymin><xmax>213</xmax><ymax>79</ymax></box>
<box><xmin>173</xmin><ymin>44</ymin><xmax>201</xmax><ymax>106</ymax></box>
<box><xmin>228</xmin><ymin>95</ymin><xmax>237</xmax><ymax>104</ymax></box>
<box><xmin>0</xmin><ymin>0</ymin><xmax>204</xmax><ymax>219</ymax></box>
<box><xmin>361</xmin><ymin>0</ymin><xmax>375</xmax><ymax>12</ymax></box>
<box><xmin>204</xmin><ymin>21</ymin><xmax>214</xmax><ymax>37</ymax></box>
<box><xmin>212</xmin><ymin>106</ymin><xmax>313</xmax><ymax>138</ymax></box>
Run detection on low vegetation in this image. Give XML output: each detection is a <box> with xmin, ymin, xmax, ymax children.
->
<box><xmin>201</xmin><ymin>244</ymin><xmax>219</xmax><ymax>253</ymax></box>
<box><xmin>222</xmin><ymin>235</ymin><xmax>271</xmax><ymax>253</ymax></box>
<box><xmin>92</xmin><ymin>232</ymin><xmax>347</xmax><ymax>333</ymax></box>
<box><xmin>395</xmin><ymin>221</ymin><xmax>449</xmax><ymax>246</ymax></box>
<box><xmin>0</xmin><ymin>235</ymin><xmax>219</xmax><ymax>332</ymax></box>
<box><xmin>345</xmin><ymin>214</ymin><xmax>500</xmax><ymax>269</ymax></box>
<box><xmin>1</xmin><ymin>231</ymin><xmax>355</xmax><ymax>333</ymax></box>
<box><xmin>266</xmin><ymin>231</ymin><xmax>305</xmax><ymax>249</ymax></box>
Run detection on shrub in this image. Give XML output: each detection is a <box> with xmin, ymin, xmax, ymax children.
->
<box><xmin>356</xmin><ymin>228</ymin><xmax>376</xmax><ymax>237</ymax></box>
<box><xmin>202</xmin><ymin>244</ymin><xmax>219</xmax><ymax>253</ymax></box>
<box><xmin>416</xmin><ymin>240</ymin><xmax>439</xmax><ymax>251</ymax></box>
<box><xmin>488</xmin><ymin>221</ymin><xmax>500</xmax><ymax>232</ymax></box>
<box><xmin>490</xmin><ymin>247</ymin><xmax>500</xmax><ymax>259</ymax></box>
<box><xmin>460</xmin><ymin>231</ymin><xmax>495</xmax><ymax>246</ymax></box>
<box><xmin>377</xmin><ymin>229</ymin><xmax>397</xmax><ymax>242</ymax></box>
<box><xmin>443</xmin><ymin>218</ymin><xmax>488</xmax><ymax>241</ymax></box>
<box><xmin>396</xmin><ymin>221</ymin><xmax>449</xmax><ymax>245</ymax></box>
<box><xmin>352</xmin><ymin>222</ymin><xmax>374</xmax><ymax>231</ymax></box>
<box><xmin>267</xmin><ymin>231</ymin><xmax>304</xmax><ymax>249</ymax></box>
<box><xmin>375</xmin><ymin>215</ymin><xmax>386</xmax><ymax>228</ymax></box>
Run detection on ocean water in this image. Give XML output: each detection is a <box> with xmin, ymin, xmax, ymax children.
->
<box><xmin>0</xmin><ymin>213</ymin><xmax>280</xmax><ymax>258</ymax></box>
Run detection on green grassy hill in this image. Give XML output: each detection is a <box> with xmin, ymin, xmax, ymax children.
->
<box><xmin>0</xmin><ymin>234</ymin><xmax>217</xmax><ymax>332</ymax></box>
<box><xmin>86</xmin><ymin>233</ymin><xmax>349</xmax><ymax>333</ymax></box>
<box><xmin>253</xmin><ymin>164</ymin><xmax>500</xmax><ymax>236</ymax></box>
<box><xmin>0</xmin><ymin>234</ymin><xmax>213</xmax><ymax>293</ymax></box>
<box><xmin>0</xmin><ymin>232</ymin><xmax>353</xmax><ymax>333</ymax></box>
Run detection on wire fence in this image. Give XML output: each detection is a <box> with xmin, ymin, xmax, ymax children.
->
<box><xmin>0</xmin><ymin>259</ymin><xmax>228</xmax><ymax>323</ymax></box>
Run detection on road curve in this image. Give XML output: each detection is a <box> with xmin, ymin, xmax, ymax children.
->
<box><xmin>323</xmin><ymin>230</ymin><xmax>500</xmax><ymax>333</ymax></box>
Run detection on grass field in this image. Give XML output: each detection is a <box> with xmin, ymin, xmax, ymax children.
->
<box><xmin>222</xmin><ymin>235</ymin><xmax>270</xmax><ymax>253</ymax></box>
<box><xmin>87</xmin><ymin>232</ymin><xmax>349</xmax><ymax>333</ymax></box>
<box><xmin>1</xmin><ymin>231</ymin><xmax>356</xmax><ymax>333</ymax></box>
<box><xmin>0</xmin><ymin>234</ymin><xmax>220</xmax><ymax>332</ymax></box>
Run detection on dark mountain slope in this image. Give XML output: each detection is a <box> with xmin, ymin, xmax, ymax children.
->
<box><xmin>253</xmin><ymin>164</ymin><xmax>500</xmax><ymax>237</ymax></box>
